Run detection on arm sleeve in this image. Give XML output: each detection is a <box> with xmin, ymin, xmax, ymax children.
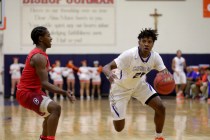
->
<box><xmin>114</xmin><ymin>50</ymin><xmax>131</xmax><ymax>70</ymax></box>
<box><xmin>154</xmin><ymin>53</ymin><xmax>166</xmax><ymax>71</ymax></box>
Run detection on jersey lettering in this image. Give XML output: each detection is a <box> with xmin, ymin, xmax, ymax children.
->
<box><xmin>133</xmin><ymin>72</ymin><xmax>146</xmax><ymax>78</ymax></box>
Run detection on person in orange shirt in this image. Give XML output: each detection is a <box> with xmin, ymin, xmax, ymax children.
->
<box><xmin>191</xmin><ymin>67</ymin><xmax>208</xmax><ymax>99</ymax></box>
<box><xmin>64</xmin><ymin>60</ymin><xmax>78</xmax><ymax>95</ymax></box>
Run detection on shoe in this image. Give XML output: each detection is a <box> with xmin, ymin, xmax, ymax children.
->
<box><xmin>155</xmin><ymin>137</ymin><xmax>165</xmax><ymax>140</ymax></box>
<box><xmin>91</xmin><ymin>95</ymin><xmax>94</xmax><ymax>99</ymax></box>
<box><xmin>176</xmin><ymin>91</ymin><xmax>184</xmax><ymax>99</ymax></box>
<box><xmin>87</xmin><ymin>96</ymin><xmax>90</xmax><ymax>100</ymax></box>
<box><xmin>199</xmin><ymin>96</ymin><xmax>206</xmax><ymax>101</ymax></box>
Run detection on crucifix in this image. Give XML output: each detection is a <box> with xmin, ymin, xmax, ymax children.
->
<box><xmin>150</xmin><ymin>8</ymin><xmax>162</xmax><ymax>32</ymax></box>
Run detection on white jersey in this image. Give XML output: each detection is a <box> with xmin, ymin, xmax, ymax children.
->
<box><xmin>51</xmin><ymin>67</ymin><xmax>64</xmax><ymax>82</ymax></box>
<box><xmin>91</xmin><ymin>67</ymin><xmax>101</xmax><ymax>82</ymax></box>
<box><xmin>78</xmin><ymin>66</ymin><xmax>92</xmax><ymax>81</ymax></box>
<box><xmin>62</xmin><ymin>68</ymin><xmax>75</xmax><ymax>80</ymax></box>
<box><xmin>173</xmin><ymin>56</ymin><xmax>185</xmax><ymax>72</ymax></box>
<box><xmin>10</xmin><ymin>63</ymin><xmax>25</xmax><ymax>79</ymax></box>
<box><xmin>114</xmin><ymin>47</ymin><xmax>166</xmax><ymax>89</ymax></box>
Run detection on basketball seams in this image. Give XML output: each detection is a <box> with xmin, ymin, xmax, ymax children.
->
<box><xmin>154</xmin><ymin>73</ymin><xmax>175</xmax><ymax>95</ymax></box>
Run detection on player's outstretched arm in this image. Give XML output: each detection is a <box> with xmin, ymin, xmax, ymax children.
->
<box><xmin>102</xmin><ymin>60</ymin><xmax>118</xmax><ymax>83</ymax></box>
<box><xmin>32</xmin><ymin>54</ymin><xmax>75</xmax><ymax>102</ymax></box>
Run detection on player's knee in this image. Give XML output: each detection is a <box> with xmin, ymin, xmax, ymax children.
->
<box><xmin>51</xmin><ymin>104</ymin><xmax>61</xmax><ymax>116</ymax></box>
<box><xmin>113</xmin><ymin>120</ymin><xmax>125</xmax><ymax>132</ymax></box>
<box><xmin>157</xmin><ymin>103</ymin><xmax>165</xmax><ymax>114</ymax></box>
<box><xmin>114</xmin><ymin>125</ymin><xmax>124</xmax><ymax>132</ymax></box>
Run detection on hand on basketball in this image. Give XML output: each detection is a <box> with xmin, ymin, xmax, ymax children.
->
<box><xmin>160</xmin><ymin>69</ymin><xmax>173</xmax><ymax>77</ymax></box>
<box><xmin>66</xmin><ymin>90</ymin><xmax>76</xmax><ymax>103</ymax></box>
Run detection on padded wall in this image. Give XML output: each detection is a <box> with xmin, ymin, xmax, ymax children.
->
<box><xmin>4</xmin><ymin>54</ymin><xmax>210</xmax><ymax>98</ymax></box>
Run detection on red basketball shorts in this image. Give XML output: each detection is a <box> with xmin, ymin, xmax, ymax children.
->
<box><xmin>16</xmin><ymin>89</ymin><xmax>52</xmax><ymax>117</ymax></box>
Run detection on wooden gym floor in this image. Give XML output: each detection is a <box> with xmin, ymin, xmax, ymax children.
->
<box><xmin>0</xmin><ymin>95</ymin><xmax>210</xmax><ymax>140</ymax></box>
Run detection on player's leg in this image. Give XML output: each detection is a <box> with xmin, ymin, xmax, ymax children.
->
<box><xmin>16</xmin><ymin>90</ymin><xmax>57</xmax><ymax>139</ymax></box>
<box><xmin>113</xmin><ymin>119</ymin><xmax>125</xmax><ymax>132</ymax></box>
<box><xmin>40</xmin><ymin>117</ymin><xmax>48</xmax><ymax>140</ymax></box>
<box><xmin>173</xmin><ymin>72</ymin><xmax>180</xmax><ymax>93</ymax></box>
<box><xmin>39</xmin><ymin>95</ymin><xmax>61</xmax><ymax>139</ymax></box>
<box><xmin>46</xmin><ymin>101</ymin><xmax>61</xmax><ymax>137</ymax></box>
<box><xmin>180</xmin><ymin>72</ymin><xmax>187</xmax><ymax>94</ymax></box>
<box><xmin>109</xmin><ymin>85</ymin><xmax>131</xmax><ymax>132</ymax></box>
<box><xmin>133</xmin><ymin>81</ymin><xmax>165</xmax><ymax>139</ymax></box>
<box><xmin>146</xmin><ymin>96</ymin><xmax>165</xmax><ymax>133</ymax></box>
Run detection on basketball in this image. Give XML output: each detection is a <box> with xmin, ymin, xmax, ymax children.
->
<box><xmin>153</xmin><ymin>72</ymin><xmax>175</xmax><ymax>95</ymax></box>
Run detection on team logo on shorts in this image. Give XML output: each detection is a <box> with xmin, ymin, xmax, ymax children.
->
<box><xmin>33</xmin><ymin>98</ymin><xmax>39</xmax><ymax>105</ymax></box>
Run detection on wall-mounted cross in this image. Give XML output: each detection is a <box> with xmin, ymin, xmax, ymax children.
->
<box><xmin>150</xmin><ymin>8</ymin><xmax>162</xmax><ymax>32</ymax></box>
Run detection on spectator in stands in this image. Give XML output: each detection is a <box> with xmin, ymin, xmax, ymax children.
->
<box><xmin>51</xmin><ymin>60</ymin><xmax>65</xmax><ymax>99</ymax></box>
<box><xmin>199</xmin><ymin>67</ymin><xmax>210</xmax><ymax>100</ymax></box>
<box><xmin>77</xmin><ymin>60</ymin><xmax>92</xmax><ymax>100</ymax></box>
<box><xmin>191</xmin><ymin>67</ymin><xmax>207</xmax><ymax>99</ymax></box>
<box><xmin>63</xmin><ymin>60</ymin><xmax>78</xmax><ymax>95</ymax></box>
<box><xmin>171</xmin><ymin>50</ymin><xmax>187</xmax><ymax>99</ymax></box>
<box><xmin>184</xmin><ymin>66</ymin><xmax>198</xmax><ymax>98</ymax></box>
<box><xmin>91</xmin><ymin>60</ymin><xmax>102</xmax><ymax>99</ymax></box>
<box><xmin>9</xmin><ymin>57</ymin><xmax>25</xmax><ymax>97</ymax></box>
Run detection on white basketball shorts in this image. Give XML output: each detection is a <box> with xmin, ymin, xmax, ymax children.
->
<box><xmin>109</xmin><ymin>80</ymin><xmax>157</xmax><ymax>120</ymax></box>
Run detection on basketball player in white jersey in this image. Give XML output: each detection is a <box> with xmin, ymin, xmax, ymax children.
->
<box><xmin>103</xmin><ymin>29</ymin><xmax>170</xmax><ymax>140</ymax></box>
<box><xmin>9</xmin><ymin>57</ymin><xmax>25</xmax><ymax>96</ymax></box>
<box><xmin>171</xmin><ymin>50</ymin><xmax>186</xmax><ymax>99</ymax></box>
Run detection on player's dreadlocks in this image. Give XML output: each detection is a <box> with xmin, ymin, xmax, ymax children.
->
<box><xmin>31</xmin><ymin>26</ymin><xmax>47</xmax><ymax>45</ymax></box>
<box><xmin>137</xmin><ymin>28</ymin><xmax>158</xmax><ymax>42</ymax></box>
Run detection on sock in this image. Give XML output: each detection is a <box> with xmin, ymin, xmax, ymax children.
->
<box><xmin>40</xmin><ymin>135</ymin><xmax>48</xmax><ymax>140</ymax></box>
<box><xmin>155</xmin><ymin>133</ymin><xmax>162</xmax><ymax>138</ymax></box>
<box><xmin>47</xmin><ymin>136</ymin><xmax>55</xmax><ymax>140</ymax></box>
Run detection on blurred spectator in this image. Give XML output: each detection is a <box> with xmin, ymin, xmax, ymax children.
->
<box><xmin>77</xmin><ymin>60</ymin><xmax>92</xmax><ymax>100</ymax></box>
<box><xmin>91</xmin><ymin>60</ymin><xmax>102</xmax><ymax>99</ymax></box>
<box><xmin>172</xmin><ymin>50</ymin><xmax>187</xmax><ymax>99</ymax></box>
<box><xmin>63</xmin><ymin>60</ymin><xmax>78</xmax><ymax>95</ymax></box>
<box><xmin>191</xmin><ymin>67</ymin><xmax>208</xmax><ymax>99</ymax></box>
<box><xmin>9</xmin><ymin>57</ymin><xmax>25</xmax><ymax>97</ymax></box>
<box><xmin>200</xmin><ymin>67</ymin><xmax>210</xmax><ymax>101</ymax></box>
<box><xmin>184</xmin><ymin>66</ymin><xmax>198</xmax><ymax>98</ymax></box>
<box><xmin>50</xmin><ymin>60</ymin><xmax>65</xmax><ymax>99</ymax></box>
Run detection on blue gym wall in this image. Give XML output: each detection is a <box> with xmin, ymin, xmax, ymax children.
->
<box><xmin>4</xmin><ymin>54</ymin><xmax>210</xmax><ymax>98</ymax></box>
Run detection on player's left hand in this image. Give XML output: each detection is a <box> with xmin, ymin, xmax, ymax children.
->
<box><xmin>66</xmin><ymin>90</ymin><xmax>76</xmax><ymax>103</ymax></box>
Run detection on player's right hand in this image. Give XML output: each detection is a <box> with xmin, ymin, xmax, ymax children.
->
<box><xmin>107</xmin><ymin>72</ymin><xmax>118</xmax><ymax>83</ymax></box>
<box><xmin>66</xmin><ymin>90</ymin><xmax>76</xmax><ymax>103</ymax></box>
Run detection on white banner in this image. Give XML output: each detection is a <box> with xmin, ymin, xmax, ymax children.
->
<box><xmin>21</xmin><ymin>1</ymin><xmax>116</xmax><ymax>46</ymax></box>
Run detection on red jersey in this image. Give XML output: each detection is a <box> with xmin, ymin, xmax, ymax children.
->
<box><xmin>17</xmin><ymin>48</ymin><xmax>50</xmax><ymax>92</ymax></box>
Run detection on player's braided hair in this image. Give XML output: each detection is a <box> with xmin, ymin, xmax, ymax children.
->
<box><xmin>31</xmin><ymin>26</ymin><xmax>47</xmax><ymax>45</ymax></box>
<box><xmin>137</xmin><ymin>28</ymin><xmax>158</xmax><ymax>42</ymax></box>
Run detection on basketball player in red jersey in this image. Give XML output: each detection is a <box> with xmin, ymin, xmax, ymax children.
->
<box><xmin>16</xmin><ymin>26</ymin><xmax>76</xmax><ymax>140</ymax></box>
